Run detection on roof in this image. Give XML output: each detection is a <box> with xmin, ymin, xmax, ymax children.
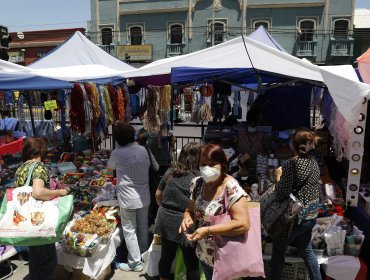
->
<box><xmin>29</xmin><ymin>31</ymin><xmax>134</xmax><ymax>72</ymax></box>
<box><xmin>354</xmin><ymin>8</ymin><xmax>370</xmax><ymax>29</ymax></box>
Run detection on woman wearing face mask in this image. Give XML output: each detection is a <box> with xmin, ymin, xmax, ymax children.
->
<box><xmin>179</xmin><ymin>143</ymin><xmax>250</xmax><ymax>280</ymax></box>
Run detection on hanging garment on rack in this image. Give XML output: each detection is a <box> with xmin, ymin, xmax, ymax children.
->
<box><xmin>80</xmin><ymin>83</ymin><xmax>93</xmax><ymax>136</ymax></box>
<box><xmin>99</xmin><ymin>85</ymin><xmax>114</xmax><ymax>126</ymax></box>
<box><xmin>70</xmin><ymin>83</ymin><xmax>86</xmax><ymax>134</ymax></box>
<box><xmin>144</xmin><ymin>86</ymin><xmax>160</xmax><ymax>133</ymax></box>
<box><xmin>232</xmin><ymin>91</ymin><xmax>242</xmax><ymax>119</ymax></box>
<box><xmin>88</xmin><ymin>83</ymin><xmax>102</xmax><ymax>120</ymax></box>
<box><xmin>115</xmin><ymin>86</ymin><xmax>124</xmax><ymax>122</ymax></box>
<box><xmin>96</xmin><ymin>86</ymin><xmax>106</xmax><ymax>135</ymax></box>
<box><xmin>122</xmin><ymin>86</ymin><xmax>131</xmax><ymax>123</ymax></box>
<box><xmin>84</xmin><ymin>83</ymin><xmax>98</xmax><ymax>141</ymax></box>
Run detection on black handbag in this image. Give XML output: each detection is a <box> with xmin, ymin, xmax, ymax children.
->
<box><xmin>145</xmin><ymin>146</ymin><xmax>160</xmax><ymax>194</ymax></box>
<box><xmin>260</xmin><ymin>159</ymin><xmax>314</xmax><ymax>238</ymax></box>
<box><xmin>145</xmin><ymin>147</ymin><xmax>160</xmax><ymax>225</ymax></box>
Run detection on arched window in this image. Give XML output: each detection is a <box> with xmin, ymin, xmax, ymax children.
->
<box><xmin>101</xmin><ymin>27</ymin><xmax>113</xmax><ymax>46</ymax></box>
<box><xmin>129</xmin><ymin>25</ymin><xmax>143</xmax><ymax>45</ymax></box>
<box><xmin>169</xmin><ymin>24</ymin><xmax>183</xmax><ymax>44</ymax></box>
<box><xmin>333</xmin><ymin>19</ymin><xmax>349</xmax><ymax>39</ymax></box>
<box><xmin>210</xmin><ymin>21</ymin><xmax>226</xmax><ymax>45</ymax></box>
<box><xmin>299</xmin><ymin>20</ymin><xmax>315</xmax><ymax>41</ymax></box>
<box><xmin>254</xmin><ymin>21</ymin><xmax>269</xmax><ymax>31</ymax></box>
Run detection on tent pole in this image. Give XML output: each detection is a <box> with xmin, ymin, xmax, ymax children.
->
<box><xmin>27</xmin><ymin>91</ymin><xmax>37</xmax><ymax>137</ymax></box>
<box><xmin>170</xmin><ymin>84</ymin><xmax>175</xmax><ymax>130</ymax></box>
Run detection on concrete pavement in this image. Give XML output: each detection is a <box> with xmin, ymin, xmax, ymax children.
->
<box><xmin>2</xmin><ymin>259</ymin><xmax>151</xmax><ymax>280</ymax></box>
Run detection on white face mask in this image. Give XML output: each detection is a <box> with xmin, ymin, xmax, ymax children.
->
<box><xmin>247</xmin><ymin>126</ymin><xmax>257</xmax><ymax>133</ymax></box>
<box><xmin>200</xmin><ymin>165</ymin><xmax>221</xmax><ymax>183</ymax></box>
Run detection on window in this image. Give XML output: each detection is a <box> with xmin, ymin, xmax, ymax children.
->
<box><xmin>101</xmin><ymin>27</ymin><xmax>113</xmax><ymax>46</ymax></box>
<box><xmin>333</xmin><ymin>19</ymin><xmax>349</xmax><ymax>39</ymax></box>
<box><xmin>298</xmin><ymin>20</ymin><xmax>315</xmax><ymax>41</ymax></box>
<box><xmin>169</xmin><ymin>24</ymin><xmax>183</xmax><ymax>44</ymax></box>
<box><xmin>254</xmin><ymin>21</ymin><xmax>269</xmax><ymax>31</ymax></box>
<box><xmin>210</xmin><ymin>21</ymin><xmax>225</xmax><ymax>45</ymax></box>
<box><xmin>129</xmin><ymin>26</ymin><xmax>143</xmax><ymax>45</ymax></box>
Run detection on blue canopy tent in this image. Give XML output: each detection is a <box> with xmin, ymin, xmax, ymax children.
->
<box><xmin>0</xmin><ymin>72</ymin><xmax>71</xmax><ymax>90</ymax></box>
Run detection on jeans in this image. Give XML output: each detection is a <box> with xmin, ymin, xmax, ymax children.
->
<box><xmin>120</xmin><ymin>205</ymin><xmax>149</xmax><ymax>267</ymax></box>
<box><xmin>28</xmin><ymin>243</ymin><xmax>57</xmax><ymax>280</ymax></box>
<box><xmin>200</xmin><ymin>261</ymin><xmax>213</xmax><ymax>280</ymax></box>
<box><xmin>270</xmin><ymin>219</ymin><xmax>322</xmax><ymax>280</ymax></box>
<box><xmin>158</xmin><ymin>236</ymin><xmax>199</xmax><ymax>280</ymax></box>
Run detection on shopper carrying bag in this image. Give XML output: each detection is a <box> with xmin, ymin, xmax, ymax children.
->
<box><xmin>0</xmin><ymin>138</ymin><xmax>72</xmax><ymax>280</ymax></box>
<box><xmin>267</xmin><ymin>128</ymin><xmax>322</xmax><ymax>280</ymax></box>
<box><xmin>260</xmin><ymin>159</ymin><xmax>313</xmax><ymax>238</ymax></box>
<box><xmin>0</xmin><ymin>161</ymin><xmax>73</xmax><ymax>245</ymax></box>
<box><xmin>210</xmin><ymin>199</ymin><xmax>265</xmax><ymax>280</ymax></box>
<box><xmin>179</xmin><ymin>144</ymin><xmax>262</xmax><ymax>280</ymax></box>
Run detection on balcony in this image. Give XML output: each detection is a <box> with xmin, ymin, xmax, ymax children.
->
<box><xmin>166</xmin><ymin>43</ymin><xmax>185</xmax><ymax>57</ymax></box>
<box><xmin>100</xmin><ymin>45</ymin><xmax>115</xmax><ymax>56</ymax></box>
<box><xmin>295</xmin><ymin>41</ymin><xmax>317</xmax><ymax>58</ymax></box>
<box><xmin>330</xmin><ymin>37</ymin><xmax>354</xmax><ymax>57</ymax></box>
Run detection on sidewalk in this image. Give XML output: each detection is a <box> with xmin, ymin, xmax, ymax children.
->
<box><xmin>2</xmin><ymin>259</ymin><xmax>149</xmax><ymax>280</ymax></box>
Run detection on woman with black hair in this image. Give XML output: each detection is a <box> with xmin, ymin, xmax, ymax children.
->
<box><xmin>107</xmin><ymin>123</ymin><xmax>159</xmax><ymax>272</ymax></box>
<box><xmin>14</xmin><ymin>138</ymin><xmax>68</xmax><ymax>280</ymax></box>
<box><xmin>154</xmin><ymin>142</ymin><xmax>202</xmax><ymax>280</ymax></box>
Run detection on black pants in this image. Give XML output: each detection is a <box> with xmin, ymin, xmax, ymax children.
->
<box><xmin>29</xmin><ymin>243</ymin><xmax>57</xmax><ymax>280</ymax></box>
<box><xmin>158</xmin><ymin>236</ymin><xmax>199</xmax><ymax>280</ymax></box>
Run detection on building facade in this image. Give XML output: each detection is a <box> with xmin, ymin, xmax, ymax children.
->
<box><xmin>89</xmin><ymin>0</ymin><xmax>355</xmax><ymax>65</ymax></box>
<box><xmin>8</xmin><ymin>28</ymin><xmax>85</xmax><ymax>65</ymax></box>
<box><xmin>353</xmin><ymin>8</ymin><xmax>370</xmax><ymax>61</ymax></box>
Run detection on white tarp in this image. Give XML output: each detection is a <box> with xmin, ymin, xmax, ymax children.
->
<box><xmin>29</xmin><ymin>31</ymin><xmax>134</xmax><ymax>72</ymax></box>
<box><xmin>123</xmin><ymin>35</ymin><xmax>323</xmax><ymax>82</ymax></box>
<box><xmin>31</xmin><ymin>64</ymin><xmax>127</xmax><ymax>82</ymax></box>
<box><xmin>319</xmin><ymin>65</ymin><xmax>370</xmax><ymax>124</ymax></box>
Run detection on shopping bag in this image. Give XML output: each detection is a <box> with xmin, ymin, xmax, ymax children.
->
<box><xmin>174</xmin><ymin>248</ymin><xmax>206</xmax><ymax>280</ymax></box>
<box><xmin>0</xmin><ymin>162</ymin><xmax>73</xmax><ymax>246</ymax></box>
<box><xmin>210</xmin><ymin>202</ymin><xmax>265</xmax><ymax>280</ymax></box>
<box><xmin>260</xmin><ymin>184</ymin><xmax>302</xmax><ymax>238</ymax></box>
<box><xmin>260</xmin><ymin>159</ymin><xmax>314</xmax><ymax>238</ymax></box>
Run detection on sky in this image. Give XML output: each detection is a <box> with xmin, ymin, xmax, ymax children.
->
<box><xmin>0</xmin><ymin>0</ymin><xmax>90</xmax><ymax>32</ymax></box>
<box><xmin>0</xmin><ymin>0</ymin><xmax>369</xmax><ymax>32</ymax></box>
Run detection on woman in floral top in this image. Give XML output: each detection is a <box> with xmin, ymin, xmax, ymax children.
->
<box><xmin>14</xmin><ymin>138</ymin><xmax>68</xmax><ymax>280</ymax></box>
<box><xmin>179</xmin><ymin>143</ymin><xmax>250</xmax><ymax>280</ymax></box>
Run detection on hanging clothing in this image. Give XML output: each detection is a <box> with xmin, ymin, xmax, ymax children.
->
<box><xmin>70</xmin><ymin>83</ymin><xmax>86</xmax><ymax>134</ymax></box>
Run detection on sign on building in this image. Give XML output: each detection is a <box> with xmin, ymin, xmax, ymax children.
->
<box><xmin>116</xmin><ymin>44</ymin><xmax>153</xmax><ymax>62</ymax></box>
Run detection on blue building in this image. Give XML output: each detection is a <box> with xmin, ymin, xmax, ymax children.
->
<box><xmin>89</xmin><ymin>0</ymin><xmax>355</xmax><ymax>65</ymax></box>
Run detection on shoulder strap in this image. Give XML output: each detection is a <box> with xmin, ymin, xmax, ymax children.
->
<box><xmin>145</xmin><ymin>146</ymin><xmax>153</xmax><ymax>168</ymax></box>
<box><xmin>193</xmin><ymin>177</ymin><xmax>204</xmax><ymax>199</ymax></box>
<box><xmin>25</xmin><ymin>162</ymin><xmax>39</xmax><ymax>186</ymax></box>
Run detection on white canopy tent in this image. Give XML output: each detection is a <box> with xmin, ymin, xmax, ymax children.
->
<box><xmin>29</xmin><ymin>31</ymin><xmax>134</xmax><ymax>71</ymax></box>
<box><xmin>26</xmin><ymin>31</ymin><xmax>133</xmax><ymax>82</ymax></box>
<box><xmin>122</xmin><ymin>35</ymin><xmax>323</xmax><ymax>84</ymax></box>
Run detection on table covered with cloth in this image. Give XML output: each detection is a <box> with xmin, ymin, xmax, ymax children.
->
<box><xmin>56</xmin><ymin>228</ymin><xmax>121</xmax><ymax>279</ymax></box>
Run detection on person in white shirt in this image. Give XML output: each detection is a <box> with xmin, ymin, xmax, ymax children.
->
<box><xmin>107</xmin><ymin>123</ymin><xmax>159</xmax><ymax>272</ymax></box>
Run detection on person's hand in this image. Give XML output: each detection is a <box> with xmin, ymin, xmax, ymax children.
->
<box><xmin>186</xmin><ymin>227</ymin><xmax>208</xmax><ymax>241</ymax></box>
<box><xmin>239</xmin><ymin>153</ymin><xmax>251</xmax><ymax>164</ymax></box>
<box><xmin>179</xmin><ymin>216</ymin><xmax>194</xmax><ymax>233</ymax></box>
<box><xmin>58</xmin><ymin>189</ymin><xmax>68</xmax><ymax>197</ymax></box>
<box><xmin>275</xmin><ymin>167</ymin><xmax>282</xmax><ymax>181</ymax></box>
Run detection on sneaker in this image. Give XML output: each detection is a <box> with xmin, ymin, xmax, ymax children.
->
<box><xmin>118</xmin><ymin>262</ymin><xmax>143</xmax><ymax>272</ymax></box>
